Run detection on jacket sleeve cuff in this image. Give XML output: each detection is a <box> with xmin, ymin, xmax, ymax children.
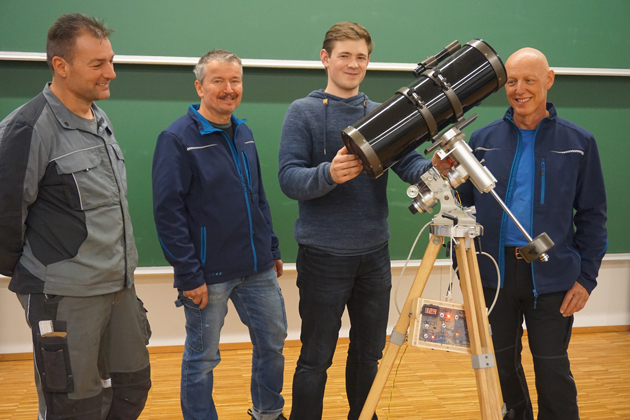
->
<box><xmin>576</xmin><ymin>274</ymin><xmax>596</xmax><ymax>295</ymax></box>
<box><xmin>176</xmin><ymin>271</ymin><xmax>206</xmax><ymax>292</ymax></box>
<box><xmin>323</xmin><ymin>162</ymin><xmax>335</xmax><ymax>185</ymax></box>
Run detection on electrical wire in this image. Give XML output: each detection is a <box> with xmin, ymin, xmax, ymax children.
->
<box><xmin>394</xmin><ymin>220</ymin><xmax>432</xmax><ymax>315</ymax></box>
<box><xmin>449</xmin><ymin>250</ymin><xmax>501</xmax><ymax>315</ymax></box>
<box><xmin>386</xmin><ymin>343</ymin><xmax>409</xmax><ymax>419</ymax></box>
<box><xmin>445</xmin><ymin>237</ymin><xmax>454</xmax><ymax>301</ymax></box>
<box><xmin>477</xmin><ymin>251</ymin><xmax>501</xmax><ymax>315</ymax></box>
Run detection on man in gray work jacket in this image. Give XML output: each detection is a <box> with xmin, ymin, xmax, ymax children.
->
<box><xmin>0</xmin><ymin>14</ymin><xmax>151</xmax><ymax>420</ymax></box>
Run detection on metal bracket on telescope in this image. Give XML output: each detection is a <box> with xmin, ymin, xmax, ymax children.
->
<box><xmin>396</xmin><ymin>87</ymin><xmax>439</xmax><ymax>138</ymax></box>
<box><xmin>424</xmin><ymin>114</ymin><xmax>478</xmax><ymax>156</ymax></box>
<box><xmin>423</xmin><ymin>69</ymin><xmax>464</xmax><ymax>120</ymax></box>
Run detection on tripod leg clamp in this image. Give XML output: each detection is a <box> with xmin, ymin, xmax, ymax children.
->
<box><xmin>390</xmin><ymin>330</ymin><xmax>406</xmax><ymax>347</ymax></box>
<box><xmin>470</xmin><ymin>353</ymin><xmax>495</xmax><ymax>369</ymax></box>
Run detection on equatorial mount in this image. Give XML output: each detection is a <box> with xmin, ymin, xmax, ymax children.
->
<box><xmin>407</xmin><ymin>114</ymin><xmax>554</xmax><ymax>263</ymax></box>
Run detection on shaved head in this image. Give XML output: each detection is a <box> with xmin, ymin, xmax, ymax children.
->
<box><xmin>504</xmin><ymin>48</ymin><xmax>555</xmax><ymax>129</ymax></box>
<box><xmin>506</xmin><ymin>48</ymin><xmax>551</xmax><ymax>79</ymax></box>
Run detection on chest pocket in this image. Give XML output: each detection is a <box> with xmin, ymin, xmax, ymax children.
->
<box><xmin>54</xmin><ymin>147</ymin><xmax>120</xmax><ymax>210</ymax></box>
<box><xmin>109</xmin><ymin>143</ymin><xmax>128</xmax><ymax>197</ymax></box>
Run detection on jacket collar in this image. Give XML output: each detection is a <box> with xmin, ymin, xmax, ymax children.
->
<box><xmin>42</xmin><ymin>83</ymin><xmax>112</xmax><ymax>135</ymax></box>
<box><xmin>188</xmin><ymin>104</ymin><xmax>246</xmax><ymax>135</ymax></box>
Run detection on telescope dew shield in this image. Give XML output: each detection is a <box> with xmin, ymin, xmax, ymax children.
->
<box><xmin>342</xmin><ymin>39</ymin><xmax>506</xmax><ymax>179</ymax></box>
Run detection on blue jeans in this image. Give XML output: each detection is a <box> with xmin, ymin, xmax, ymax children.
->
<box><xmin>177</xmin><ymin>267</ymin><xmax>287</xmax><ymax>420</ymax></box>
<box><xmin>483</xmin><ymin>248</ymin><xmax>578</xmax><ymax>420</ymax></box>
<box><xmin>290</xmin><ymin>244</ymin><xmax>391</xmax><ymax>420</ymax></box>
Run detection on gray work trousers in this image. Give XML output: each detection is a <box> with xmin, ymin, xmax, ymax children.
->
<box><xmin>18</xmin><ymin>285</ymin><xmax>152</xmax><ymax>420</ymax></box>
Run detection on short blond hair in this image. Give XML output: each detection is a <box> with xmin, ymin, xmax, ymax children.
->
<box><xmin>322</xmin><ymin>22</ymin><xmax>373</xmax><ymax>56</ymax></box>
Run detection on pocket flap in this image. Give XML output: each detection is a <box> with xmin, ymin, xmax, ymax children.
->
<box><xmin>110</xmin><ymin>143</ymin><xmax>125</xmax><ymax>161</ymax></box>
<box><xmin>54</xmin><ymin>149</ymin><xmax>102</xmax><ymax>174</ymax></box>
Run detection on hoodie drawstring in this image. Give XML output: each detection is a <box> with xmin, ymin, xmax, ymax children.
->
<box><xmin>322</xmin><ymin>94</ymin><xmax>368</xmax><ymax>155</ymax></box>
<box><xmin>323</xmin><ymin>96</ymin><xmax>329</xmax><ymax>155</ymax></box>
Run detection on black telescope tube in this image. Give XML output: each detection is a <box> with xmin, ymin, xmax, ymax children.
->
<box><xmin>342</xmin><ymin>39</ymin><xmax>506</xmax><ymax>179</ymax></box>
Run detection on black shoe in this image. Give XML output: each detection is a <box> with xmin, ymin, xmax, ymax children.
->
<box><xmin>247</xmin><ymin>408</ymin><xmax>287</xmax><ymax>420</ymax></box>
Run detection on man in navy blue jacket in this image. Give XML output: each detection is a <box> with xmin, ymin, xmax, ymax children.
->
<box><xmin>457</xmin><ymin>48</ymin><xmax>607</xmax><ymax>420</ymax></box>
<box><xmin>152</xmin><ymin>49</ymin><xmax>287</xmax><ymax>420</ymax></box>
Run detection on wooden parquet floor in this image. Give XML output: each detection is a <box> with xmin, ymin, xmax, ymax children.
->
<box><xmin>1</xmin><ymin>332</ymin><xmax>629</xmax><ymax>419</ymax></box>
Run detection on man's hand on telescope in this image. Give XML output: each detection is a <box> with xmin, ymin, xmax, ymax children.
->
<box><xmin>559</xmin><ymin>281</ymin><xmax>589</xmax><ymax>317</ymax></box>
<box><xmin>330</xmin><ymin>146</ymin><xmax>363</xmax><ymax>184</ymax></box>
<box><xmin>432</xmin><ymin>152</ymin><xmax>456</xmax><ymax>173</ymax></box>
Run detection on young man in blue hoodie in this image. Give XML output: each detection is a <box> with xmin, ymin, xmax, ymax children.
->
<box><xmin>278</xmin><ymin>22</ymin><xmax>449</xmax><ymax>420</ymax></box>
<box><xmin>457</xmin><ymin>48</ymin><xmax>607</xmax><ymax>420</ymax></box>
<box><xmin>153</xmin><ymin>50</ymin><xmax>287</xmax><ymax>420</ymax></box>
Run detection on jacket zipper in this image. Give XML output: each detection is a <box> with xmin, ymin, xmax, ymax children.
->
<box><xmin>528</xmin><ymin>125</ymin><xmax>543</xmax><ymax>307</ymax></box>
<box><xmin>242</xmin><ymin>151</ymin><xmax>253</xmax><ymax>190</ymax></box>
<box><xmin>223</xmin><ymin>128</ymin><xmax>258</xmax><ymax>272</ymax></box>
<box><xmin>540</xmin><ymin>160</ymin><xmax>546</xmax><ymax>205</ymax></box>
<box><xmin>502</xmin><ymin>119</ymin><xmax>541</xmax><ymax>306</ymax></box>
<box><xmin>200</xmin><ymin>227</ymin><xmax>206</xmax><ymax>267</ymax></box>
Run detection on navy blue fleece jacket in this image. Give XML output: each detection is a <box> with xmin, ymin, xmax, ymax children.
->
<box><xmin>278</xmin><ymin>90</ymin><xmax>432</xmax><ymax>254</ymax></box>
<box><xmin>457</xmin><ymin>103</ymin><xmax>607</xmax><ymax>296</ymax></box>
<box><xmin>153</xmin><ymin>106</ymin><xmax>280</xmax><ymax>290</ymax></box>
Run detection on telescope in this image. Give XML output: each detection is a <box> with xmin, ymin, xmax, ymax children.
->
<box><xmin>341</xmin><ymin>39</ymin><xmax>553</xmax><ymax>262</ymax></box>
<box><xmin>342</xmin><ymin>39</ymin><xmax>505</xmax><ymax>179</ymax></box>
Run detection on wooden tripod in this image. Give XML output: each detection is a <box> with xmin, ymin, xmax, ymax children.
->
<box><xmin>358</xmin><ymin>233</ymin><xmax>505</xmax><ymax>420</ymax></box>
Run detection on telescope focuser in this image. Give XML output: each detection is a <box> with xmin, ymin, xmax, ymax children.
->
<box><xmin>414</xmin><ymin>40</ymin><xmax>462</xmax><ymax>77</ymax></box>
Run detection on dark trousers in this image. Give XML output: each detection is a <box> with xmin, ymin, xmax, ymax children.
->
<box><xmin>483</xmin><ymin>248</ymin><xmax>578</xmax><ymax>420</ymax></box>
<box><xmin>17</xmin><ymin>286</ymin><xmax>152</xmax><ymax>420</ymax></box>
<box><xmin>290</xmin><ymin>244</ymin><xmax>391</xmax><ymax>420</ymax></box>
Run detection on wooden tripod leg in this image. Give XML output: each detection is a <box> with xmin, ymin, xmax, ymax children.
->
<box><xmin>358</xmin><ymin>235</ymin><xmax>444</xmax><ymax>420</ymax></box>
<box><xmin>466</xmin><ymin>242</ymin><xmax>504</xmax><ymax>400</ymax></box>
<box><xmin>455</xmin><ymin>239</ymin><xmax>504</xmax><ymax>420</ymax></box>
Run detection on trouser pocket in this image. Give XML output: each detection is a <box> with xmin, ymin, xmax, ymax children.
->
<box><xmin>136</xmin><ymin>297</ymin><xmax>152</xmax><ymax>345</ymax></box>
<box><xmin>36</xmin><ymin>320</ymin><xmax>74</xmax><ymax>393</ymax></box>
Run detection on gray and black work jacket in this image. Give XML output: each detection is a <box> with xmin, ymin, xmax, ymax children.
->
<box><xmin>0</xmin><ymin>84</ymin><xmax>138</xmax><ymax>296</ymax></box>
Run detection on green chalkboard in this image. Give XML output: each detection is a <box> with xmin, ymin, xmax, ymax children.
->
<box><xmin>1</xmin><ymin>0</ymin><xmax>629</xmax><ymax>265</ymax></box>
<box><xmin>1</xmin><ymin>0</ymin><xmax>629</xmax><ymax>69</ymax></box>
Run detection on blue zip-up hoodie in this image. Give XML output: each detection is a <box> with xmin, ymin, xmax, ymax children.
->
<box><xmin>457</xmin><ymin>103</ymin><xmax>607</xmax><ymax>296</ymax></box>
<box><xmin>152</xmin><ymin>105</ymin><xmax>280</xmax><ymax>291</ymax></box>
<box><xmin>278</xmin><ymin>90</ymin><xmax>432</xmax><ymax>254</ymax></box>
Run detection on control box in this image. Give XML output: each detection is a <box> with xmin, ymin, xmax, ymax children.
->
<box><xmin>409</xmin><ymin>297</ymin><xmax>470</xmax><ymax>354</ymax></box>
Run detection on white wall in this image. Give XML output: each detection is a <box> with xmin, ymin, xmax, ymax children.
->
<box><xmin>1</xmin><ymin>255</ymin><xmax>629</xmax><ymax>355</ymax></box>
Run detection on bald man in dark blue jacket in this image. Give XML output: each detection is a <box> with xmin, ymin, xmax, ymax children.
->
<box><xmin>457</xmin><ymin>48</ymin><xmax>607</xmax><ymax>420</ymax></box>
